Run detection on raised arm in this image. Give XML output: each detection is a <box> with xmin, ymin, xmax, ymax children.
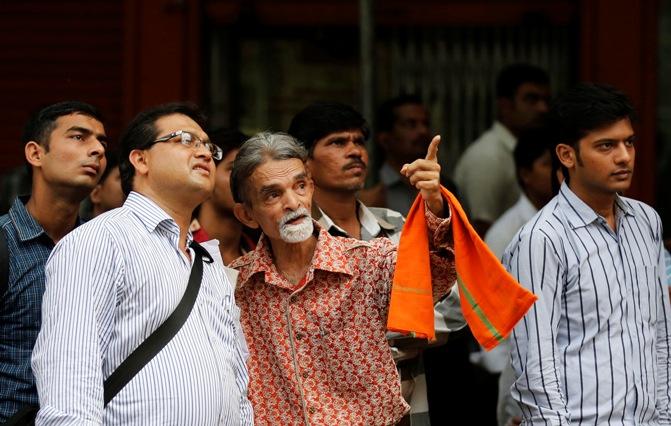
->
<box><xmin>401</xmin><ymin>135</ymin><xmax>456</xmax><ymax>301</ymax></box>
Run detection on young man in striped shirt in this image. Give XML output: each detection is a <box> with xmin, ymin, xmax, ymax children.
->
<box><xmin>504</xmin><ymin>83</ymin><xmax>671</xmax><ymax>425</ymax></box>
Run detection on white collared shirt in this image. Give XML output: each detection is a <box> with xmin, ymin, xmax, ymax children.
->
<box><xmin>32</xmin><ymin>192</ymin><xmax>253</xmax><ymax>425</ymax></box>
<box><xmin>454</xmin><ymin>121</ymin><xmax>520</xmax><ymax>223</ymax></box>
<box><xmin>485</xmin><ymin>193</ymin><xmax>538</xmax><ymax>259</ymax></box>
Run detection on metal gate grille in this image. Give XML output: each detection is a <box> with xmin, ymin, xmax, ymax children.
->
<box><xmin>379</xmin><ymin>25</ymin><xmax>573</xmax><ymax>173</ymax></box>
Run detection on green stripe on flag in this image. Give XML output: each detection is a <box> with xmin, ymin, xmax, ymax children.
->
<box><xmin>457</xmin><ymin>273</ymin><xmax>504</xmax><ymax>343</ymax></box>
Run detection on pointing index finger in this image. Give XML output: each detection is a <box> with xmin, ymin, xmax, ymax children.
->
<box><xmin>425</xmin><ymin>135</ymin><xmax>441</xmax><ymax>162</ymax></box>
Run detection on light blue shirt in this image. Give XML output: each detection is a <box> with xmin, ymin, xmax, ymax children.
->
<box><xmin>504</xmin><ymin>183</ymin><xmax>671</xmax><ymax>425</ymax></box>
<box><xmin>32</xmin><ymin>192</ymin><xmax>253</xmax><ymax>425</ymax></box>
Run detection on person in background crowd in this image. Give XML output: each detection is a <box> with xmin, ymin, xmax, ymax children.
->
<box><xmin>485</xmin><ymin>127</ymin><xmax>555</xmax><ymax>259</ymax></box>
<box><xmin>88</xmin><ymin>151</ymin><xmax>125</xmax><ymax>218</ymax></box>
<box><xmin>288</xmin><ymin>101</ymin><xmax>465</xmax><ymax>426</ymax></box>
<box><xmin>229</xmin><ymin>132</ymin><xmax>457</xmax><ymax>425</ymax></box>
<box><xmin>360</xmin><ymin>94</ymin><xmax>459</xmax><ymax>215</ymax></box>
<box><xmin>191</xmin><ymin>127</ymin><xmax>257</xmax><ymax>264</ymax></box>
<box><xmin>32</xmin><ymin>103</ymin><xmax>253</xmax><ymax>424</ymax></box>
<box><xmin>0</xmin><ymin>101</ymin><xmax>108</xmax><ymax>422</ymax></box>
<box><xmin>455</xmin><ymin>63</ymin><xmax>550</xmax><ymax>236</ymax></box>
<box><xmin>505</xmin><ymin>83</ymin><xmax>671</xmax><ymax>425</ymax></box>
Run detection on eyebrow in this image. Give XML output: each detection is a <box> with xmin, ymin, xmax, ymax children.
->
<box><xmin>294</xmin><ymin>172</ymin><xmax>308</xmax><ymax>181</ymax></box>
<box><xmin>67</xmin><ymin>126</ymin><xmax>109</xmax><ymax>143</ymax></box>
<box><xmin>593</xmin><ymin>134</ymin><xmax>636</xmax><ymax>144</ymax></box>
<box><xmin>258</xmin><ymin>172</ymin><xmax>308</xmax><ymax>195</ymax></box>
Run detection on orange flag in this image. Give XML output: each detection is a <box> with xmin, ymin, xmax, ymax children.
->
<box><xmin>387</xmin><ymin>186</ymin><xmax>537</xmax><ymax>349</ymax></box>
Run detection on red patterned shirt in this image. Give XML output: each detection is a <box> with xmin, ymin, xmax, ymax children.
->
<box><xmin>231</xmin><ymin>208</ymin><xmax>456</xmax><ymax>425</ymax></box>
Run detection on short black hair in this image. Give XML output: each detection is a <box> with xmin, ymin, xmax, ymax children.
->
<box><xmin>496</xmin><ymin>64</ymin><xmax>550</xmax><ymax>99</ymax></box>
<box><xmin>22</xmin><ymin>101</ymin><xmax>104</xmax><ymax>150</ymax></box>
<box><xmin>548</xmin><ymin>83</ymin><xmax>636</xmax><ymax>188</ymax></box>
<box><xmin>375</xmin><ymin>94</ymin><xmax>424</xmax><ymax>133</ymax></box>
<box><xmin>209</xmin><ymin>127</ymin><xmax>248</xmax><ymax>159</ymax></box>
<box><xmin>118</xmin><ymin>102</ymin><xmax>207</xmax><ymax>196</ymax></box>
<box><xmin>513</xmin><ymin>127</ymin><xmax>553</xmax><ymax>188</ymax></box>
<box><xmin>288</xmin><ymin>101</ymin><xmax>369</xmax><ymax>154</ymax></box>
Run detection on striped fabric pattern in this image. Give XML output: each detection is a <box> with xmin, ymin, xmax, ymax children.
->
<box><xmin>665</xmin><ymin>248</ymin><xmax>671</xmax><ymax>286</ymax></box>
<box><xmin>31</xmin><ymin>192</ymin><xmax>253</xmax><ymax>425</ymax></box>
<box><xmin>504</xmin><ymin>183</ymin><xmax>671</xmax><ymax>425</ymax></box>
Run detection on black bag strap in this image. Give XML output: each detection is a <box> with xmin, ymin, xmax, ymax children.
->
<box><xmin>0</xmin><ymin>227</ymin><xmax>8</xmax><ymax>297</ymax></box>
<box><xmin>103</xmin><ymin>240</ymin><xmax>213</xmax><ymax>405</ymax></box>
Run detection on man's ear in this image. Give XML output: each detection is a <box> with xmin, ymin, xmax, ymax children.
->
<box><xmin>25</xmin><ymin>141</ymin><xmax>44</xmax><ymax>168</ymax></box>
<box><xmin>555</xmin><ymin>143</ymin><xmax>576</xmax><ymax>169</ymax></box>
<box><xmin>233</xmin><ymin>203</ymin><xmax>259</xmax><ymax>229</ymax></box>
<box><xmin>129</xmin><ymin>149</ymin><xmax>149</xmax><ymax>177</ymax></box>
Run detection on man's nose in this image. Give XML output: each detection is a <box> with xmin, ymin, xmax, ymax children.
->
<box><xmin>284</xmin><ymin>190</ymin><xmax>301</xmax><ymax>211</ymax></box>
<box><xmin>194</xmin><ymin>142</ymin><xmax>213</xmax><ymax>160</ymax></box>
<box><xmin>418</xmin><ymin>122</ymin><xmax>430</xmax><ymax>136</ymax></box>
<box><xmin>615</xmin><ymin>143</ymin><xmax>633</xmax><ymax>163</ymax></box>
<box><xmin>89</xmin><ymin>138</ymin><xmax>106</xmax><ymax>157</ymax></box>
<box><xmin>347</xmin><ymin>142</ymin><xmax>365</xmax><ymax>158</ymax></box>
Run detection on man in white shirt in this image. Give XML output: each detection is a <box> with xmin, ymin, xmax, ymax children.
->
<box><xmin>454</xmin><ymin>64</ymin><xmax>550</xmax><ymax>236</ymax></box>
<box><xmin>32</xmin><ymin>103</ymin><xmax>253</xmax><ymax>425</ymax></box>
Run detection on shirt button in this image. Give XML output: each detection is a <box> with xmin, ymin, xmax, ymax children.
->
<box><xmin>302</xmin><ymin>371</ymin><xmax>309</xmax><ymax>379</ymax></box>
<box><xmin>295</xmin><ymin>332</ymin><xmax>303</xmax><ymax>340</ymax></box>
<box><xmin>308</xmin><ymin>407</ymin><xmax>316</xmax><ymax>414</ymax></box>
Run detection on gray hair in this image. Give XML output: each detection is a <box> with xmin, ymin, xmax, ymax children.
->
<box><xmin>231</xmin><ymin>132</ymin><xmax>308</xmax><ymax>204</ymax></box>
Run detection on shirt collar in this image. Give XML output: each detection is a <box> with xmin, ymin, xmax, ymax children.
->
<box><xmin>125</xmin><ymin>191</ymin><xmax>185</xmax><ymax>239</ymax></box>
<box><xmin>235</xmin><ymin>220</ymin><xmax>354</xmax><ymax>289</ymax></box>
<box><xmin>313</xmin><ymin>200</ymin><xmax>395</xmax><ymax>239</ymax></box>
<box><xmin>9</xmin><ymin>196</ymin><xmax>84</xmax><ymax>243</ymax></box>
<box><xmin>8</xmin><ymin>196</ymin><xmax>48</xmax><ymax>242</ymax></box>
<box><xmin>492</xmin><ymin>121</ymin><xmax>517</xmax><ymax>152</ymax></box>
<box><xmin>557</xmin><ymin>182</ymin><xmax>634</xmax><ymax>229</ymax></box>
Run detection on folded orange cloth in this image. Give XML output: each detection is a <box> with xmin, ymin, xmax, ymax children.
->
<box><xmin>387</xmin><ymin>186</ymin><xmax>537</xmax><ymax>349</ymax></box>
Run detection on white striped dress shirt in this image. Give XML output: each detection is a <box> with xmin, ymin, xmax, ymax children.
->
<box><xmin>32</xmin><ymin>192</ymin><xmax>253</xmax><ymax>425</ymax></box>
<box><xmin>504</xmin><ymin>183</ymin><xmax>671</xmax><ymax>425</ymax></box>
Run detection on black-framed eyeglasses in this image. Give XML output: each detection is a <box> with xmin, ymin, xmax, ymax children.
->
<box><xmin>153</xmin><ymin>130</ymin><xmax>223</xmax><ymax>161</ymax></box>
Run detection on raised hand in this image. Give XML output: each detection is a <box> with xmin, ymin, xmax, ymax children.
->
<box><xmin>400</xmin><ymin>135</ymin><xmax>444</xmax><ymax>217</ymax></box>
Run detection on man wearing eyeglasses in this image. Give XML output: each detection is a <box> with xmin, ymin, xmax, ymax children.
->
<box><xmin>31</xmin><ymin>103</ymin><xmax>253</xmax><ymax>425</ymax></box>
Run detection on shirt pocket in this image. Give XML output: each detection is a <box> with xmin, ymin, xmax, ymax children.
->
<box><xmin>639</xmin><ymin>264</ymin><xmax>661</xmax><ymax>327</ymax></box>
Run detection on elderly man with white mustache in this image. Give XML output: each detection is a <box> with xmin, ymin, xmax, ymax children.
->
<box><xmin>230</xmin><ymin>132</ymin><xmax>457</xmax><ymax>426</ymax></box>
